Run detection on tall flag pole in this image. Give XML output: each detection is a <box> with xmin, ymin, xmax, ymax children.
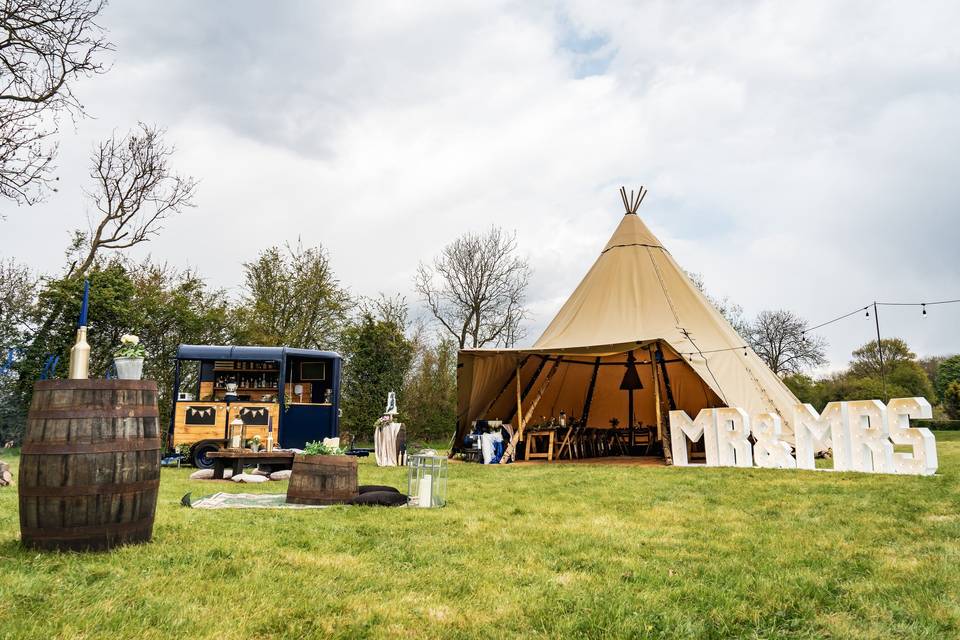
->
<box><xmin>68</xmin><ymin>279</ymin><xmax>91</xmax><ymax>379</ymax></box>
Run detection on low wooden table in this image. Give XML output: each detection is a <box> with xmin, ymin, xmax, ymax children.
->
<box><xmin>207</xmin><ymin>450</ymin><xmax>295</xmax><ymax>479</ymax></box>
<box><xmin>524</xmin><ymin>429</ymin><xmax>556</xmax><ymax>461</ymax></box>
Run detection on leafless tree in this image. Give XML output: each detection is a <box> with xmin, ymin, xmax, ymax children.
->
<box><xmin>415</xmin><ymin>226</ymin><xmax>530</xmax><ymax>349</ymax></box>
<box><xmin>69</xmin><ymin>123</ymin><xmax>197</xmax><ymax>276</ymax></box>
<box><xmin>748</xmin><ymin>309</ymin><xmax>827</xmax><ymax>376</ymax></box>
<box><xmin>0</xmin><ymin>0</ymin><xmax>112</xmax><ymax>209</ymax></box>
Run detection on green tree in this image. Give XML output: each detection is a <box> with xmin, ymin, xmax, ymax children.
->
<box><xmin>340</xmin><ymin>297</ymin><xmax>415</xmax><ymax>443</ymax></box>
<box><xmin>849</xmin><ymin>338</ymin><xmax>916</xmax><ymax>378</ymax></box>
<box><xmin>934</xmin><ymin>355</ymin><xmax>960</xmax><ymax>402</ymax></box>
<box><xmin>403</xmin><ymin>337</ymin><xmax>458</xmax><ymax>442</ymax></box>
<box><xmin>783</xmin><ymin>373</ymin><xmax>818</xmax><ymax>405</ymax></box>
<box><xmin>944</xmin><ymin>381</ymin><xmax>960</xmax><ymax>420</ymax></box>
<box><xmin>847</xmin><ymin>338</ymin><xmax>933</xmax><ymax>401</ymax></box>
<box><xmin>125</xmin><ymin>261</ymin><xmax>233</xmax><ymax>440</ymax></box>
<box><xmin>7</xmin><ymin>259</ymin><xmax>231</xmax><ymax>444</ymax></box>
<box><xmin>234</xmin><ymin>241</ymin><xmax>351</xmax><ymax>350</ymax></box>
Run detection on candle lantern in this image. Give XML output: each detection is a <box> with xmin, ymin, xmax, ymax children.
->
<box><xmin>406</xmin><ymin>454</ymin><xmax>447</xmax><ymax>508</ymax></box>
<box><xmin>229</xmin><ymin>416</ymin><xmax>245</xmax><ymax>449</ymax></box>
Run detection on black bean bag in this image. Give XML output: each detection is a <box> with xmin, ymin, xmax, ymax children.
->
<box><xmin>346</xmin><ymin>491</ymin><xmax>408</xmax><ymax>507</ymax></box>
<box><xmin>358</xmin><ymin>484</ymin><xmax>401</xmax><ymax>495</ymax></box>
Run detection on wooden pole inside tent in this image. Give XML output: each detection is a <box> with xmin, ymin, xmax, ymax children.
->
<box><xmin>478</xmin><ymin>355</ymin><xmax>529</xmax><ymax>420</ymax></box>
<box><xmin>501</xmin><ymin>361</ymin><xmax>525</xmax><ymax>465</ymax></box>
<box><xmin>655</xmin><ymin>343</ymin><xmax>676</xmax><ymax>465</ymax></box>
<box><xmin>581</xmin><ymin>357</ymin><xmax>601</xmax><ymax>425</ymax></box>
<box><xmin>522</xmin><ymin>356</ymin><xmax>562</xmax><ymax>430</ymax></box>
<box><xmin>515</xmin><ymin>362</ymin><xmax>524</xmax><ymax>433</ymax></box>
<box><xmin>650</xmin><ymin>346</ymin><xmax>663</xmax><ymax>442</ymax></box>
<box><xmin>506</xmin><ymin>356</ymin><xmax>547</xmax><ymax>423</ymax></box>
<box><xmin>501</xmin><ymin>357</ymin><xmax>563</xmax><ymax>464</ymax></box>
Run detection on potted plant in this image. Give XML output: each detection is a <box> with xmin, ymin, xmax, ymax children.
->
<box><xmin>247</xmin><ymin>435</ymin><xmax>262</xmax><ymax>452</ymax></box>
<box><xmin>114</xmin><ymin>333</ymin><xmax>146</xmax><ymax>380</ymax></box>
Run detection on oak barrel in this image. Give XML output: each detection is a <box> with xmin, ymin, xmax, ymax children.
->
<box><xmin>18</xmin><ymin>379</ymin><xmax>161</xmax><ymax>551</ymax></box>
<box><xmin>286</xmin><ymin>454</ymin><xmax>358</xmax><ymax>505</ymax></box>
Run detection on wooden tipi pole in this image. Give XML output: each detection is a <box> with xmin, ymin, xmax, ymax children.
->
<box><xmin>654</xmin><ymin>342</ymin><xmax>675</xmax><ymax>465</ymax></box>
<box><xmin>506</xmin><ymin>356</ymin><xmax>547</xmax><ymax>423</ymax></box>
<box><xmin>501</xmin><ymin>356</ymin><xmax>563</xmax><ymax>464</ymax></box>
<box><xmin>649</xmin><ymin>346</ymin><xmax>663</xmax><ymax>442</ymax></box>
<box><xmin>478</xmin><ymin>355</ymin><xmax>529</xmax><ymax>420</ymax></box>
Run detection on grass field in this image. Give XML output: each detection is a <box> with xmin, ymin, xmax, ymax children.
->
<box><xmin>1</xmin><ymin>435</ymin><xmax>959</xmax><ymax>639</ymax></box>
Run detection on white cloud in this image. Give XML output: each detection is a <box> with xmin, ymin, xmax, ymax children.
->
<box><xmin>3</xmin><ymin>0</ymin><xmax>958</xmax><ymax>367</ymax></box>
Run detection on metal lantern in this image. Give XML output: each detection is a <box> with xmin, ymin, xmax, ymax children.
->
<box><xmin>406</xmin><ymin>454</ymin><xmax>447</xmax><ymax>508</ymax></box>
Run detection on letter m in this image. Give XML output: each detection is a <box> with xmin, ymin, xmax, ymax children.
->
<box><xmin>669</xmin><ymin>409</ymin><xmax>719</xmax><ymax>466</ymax></box>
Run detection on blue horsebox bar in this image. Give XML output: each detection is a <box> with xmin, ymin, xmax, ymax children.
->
<box><xmin>170</xmin><ymin>344</ymin><xmax>343</xmax><ymax>463</ymax></box>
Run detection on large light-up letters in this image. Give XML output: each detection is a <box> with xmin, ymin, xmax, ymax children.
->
<box><xmin>887</xmin><ymin>397</ymin><xmax>937</xmax><ymax>475</ymax></box>
<box><xmin>794</xmin><ymin>402</ymin><xmax>851</xmax><ymax>471</ymax></box>
<box><xmin>669</xmin><ymin>397</ymin><xmax>937</xmax><ymax>476</ymax></box>
<box><xmin>752</xmin><ymin>412</ymin><xmax>796</xmax><ymax>469</ymax></box>
<box><xmin>669</xmin><ymin>408</ymin><xmax>719</xmax><ymax>466</ymax></box>
<box><xmin>714</xmin><ymin>408</ymin><xmax>753</xmax><ymax>467</ymax></box>
<box><xmin>847</xmin><ymin>399</ymin><xmax>894</xmax><ymax>473</ymax></box>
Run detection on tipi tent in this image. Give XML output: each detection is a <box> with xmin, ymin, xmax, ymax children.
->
<box><xmin>454</xmin><ymin>188</ymin><xmax>801</xmax><ymax>459</ymax></box>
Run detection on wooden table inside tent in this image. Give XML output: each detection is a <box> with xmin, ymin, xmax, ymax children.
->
<box><xmin>524</xmin><ymin>429</ymin><xmax>556</xmax><ymax>461</ymax></box>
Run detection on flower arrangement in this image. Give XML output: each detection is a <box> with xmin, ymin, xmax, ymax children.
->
<box><xmin>113</xmin><ymin>334</ymin><xmax>146</xmax><ymax>379</ymax></box>
<box><xmin>114</xmin><ymin>334</ymin><xmax>146</xmax><ymax>359</ymax></box>
<box><xmin>374</xmin><ymin>414</ymin><xmax>394</xmax><ymax>428</ymax></box>
<box><xmin>303</xmin><ymin>440</ymin><xmax>345</xmax><ymax>456</ymax></box>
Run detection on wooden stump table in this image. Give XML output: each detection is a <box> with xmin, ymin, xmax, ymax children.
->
<box><xmin>286</xmin><ymin>454</ymin><xmax>358</xmax><ymax>505</ymax></box>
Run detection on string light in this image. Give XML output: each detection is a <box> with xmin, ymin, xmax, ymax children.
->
<box><xmin>679</xmin><ymin>297</ymin><xmax>957</xmax><ymax>360</ymax></box>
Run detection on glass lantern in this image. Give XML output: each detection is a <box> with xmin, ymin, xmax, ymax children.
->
<box><xmin>229</xmin><ymin>416</ymin><xmax>245</xmax><ymax>449</ymax></box>
<box><xmin>407</xmin><ymin>454</ymin><xmax>447</xmax><ymax>508</ymax></box>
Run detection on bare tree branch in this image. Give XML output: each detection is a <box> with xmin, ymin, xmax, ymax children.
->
<box><xmin>748</xmin><ymin>309</ymin><xmax>827</xmax><ymax>376</ymax></box>
<box><xmin>70</xmin><ymin>122</ymin><xmax>197</xmax><ymax>277</ymax></box>
<box><xmin>0</xmin><ymin>0</ymin><xmax>112</xmax><ymax>210</ymax></box>
<box><xmin>415</xmin><ymin>226</ymin><xmax>530</xmax><ymax>349</ymax></box>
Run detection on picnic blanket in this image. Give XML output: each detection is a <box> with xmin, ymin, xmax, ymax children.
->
<box><xmin>181</xmin><ymin>492</ymin><xmax>330</xmax><ymax>510</ymax></box>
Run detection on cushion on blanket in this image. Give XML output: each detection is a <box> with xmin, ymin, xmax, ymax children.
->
<box><xmin>346</xmin><ymin>491</ymin><xmax>408</xmax><ymax>506</ymax></box>
<box><xmin>358</xmin><ymin>484</ymin><xmax>401</xmax><ymax>495</ymax></box>
<box><xmin>232</xmin><ymin>473</ymin><xmax>269</xmax><ymax>483</ymax></box>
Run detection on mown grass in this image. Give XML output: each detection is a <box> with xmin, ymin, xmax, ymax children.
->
<box><xmin>1</xmin><ymin>435</ymin><xmax>959</xmax><ymax>639</ymax></box>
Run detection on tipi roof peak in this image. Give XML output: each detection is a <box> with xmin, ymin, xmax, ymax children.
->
<box><xmin>619</xmin><ymin>185</ymin><xmax>647</xmax><ymax>215</ymax></box>
<box><xmin>603</xmin><ymin>188</ymin><xmax>663</xmax><ymax>252</ymax></box>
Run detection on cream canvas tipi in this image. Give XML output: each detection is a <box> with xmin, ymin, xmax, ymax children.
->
<box><xmin>454</xmin><ymin>188</ymin><xmax>801</xmax><ymax>458</ymax></box>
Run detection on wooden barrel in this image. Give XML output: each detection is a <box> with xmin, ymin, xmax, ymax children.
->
<box><xmin>286</xmin><ymin>454</ymin><xmax>358</xmax><ymax>505</ymax></box>
<box><xmin>18</xmin><ymin>380</ymin><xmax>161</xmax><ymax>551</ymax></box>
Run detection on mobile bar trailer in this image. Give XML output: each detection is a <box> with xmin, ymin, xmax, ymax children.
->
<box><xmin>168</xmin><ymin>344</ymin><xmax>342</xmax><ymax>468</ymax></box>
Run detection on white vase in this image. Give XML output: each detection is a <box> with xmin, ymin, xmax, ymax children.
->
<box><xmin>114</xmin><ymin>357</ymin><xmax>144</xmax><ymax>380</ymax></box>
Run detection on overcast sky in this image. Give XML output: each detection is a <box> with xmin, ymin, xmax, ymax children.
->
<box><xmin>3</xmin><ymin>0</ymin><xmax>958</xmax><ymax>369</ymax></box>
